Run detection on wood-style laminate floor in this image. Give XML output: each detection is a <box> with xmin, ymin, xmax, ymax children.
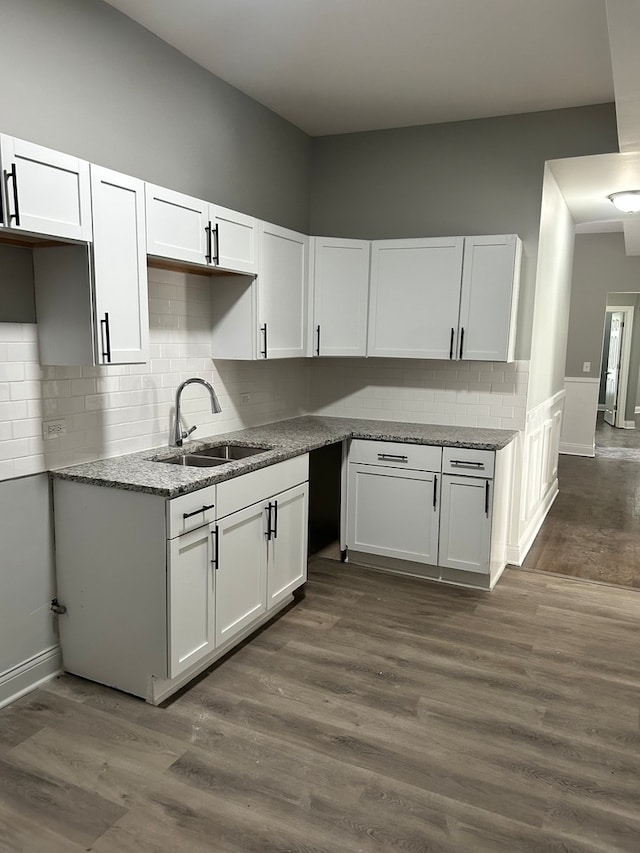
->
<box><xmin>1</xmin><ymin>559</ymin><xmax>640</xmax><ymax>852</ymax></box>
<box><xmin>521</xmin><ymin>453</ymin><xmax>640</xmax><ymax>587</ymax></box>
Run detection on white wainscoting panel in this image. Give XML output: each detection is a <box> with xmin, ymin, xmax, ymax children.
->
<box><xmin>507</xmin><ymin>390</ymin><xmax>564</xmax><ymax>565</ymax></box>
<box><xmin>560</xmin><ymin>377</ymin><xmax>599</xmax><ymax>457</ymax></box>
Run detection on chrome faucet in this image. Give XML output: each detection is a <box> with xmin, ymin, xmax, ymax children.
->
<box><xmin>173</xmin><ymin>378</ymin><xmax>222</xmax><ymax>447</ymax></box>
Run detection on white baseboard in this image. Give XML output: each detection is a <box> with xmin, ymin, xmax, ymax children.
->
<box><xmin>0</xmin><ymin>646</ymin><xmax>62</xmax><ymax>710</ymax></box>
<box><xmin>506</xmin><ymin>479</ymin><xmax>559</xmax><ymax>566</ymax></box>
<box><xmin>559</xmin><ymin>441</ymin><xmax>595</xmax><ymax>457</ymax></box>
<box><xmin>635</xmin><ymin>406</ymin><xmax>640</xmax><ymax>415</ymax></box>
<box><xmin>598</xmin><ymin>404</ymin><xmax>606</xmax><ymax>411</ymax></box>
<box><xmin>623</xmin><ymin>420</ymin><xmax>636</xmax><ymax>430</ymax></box>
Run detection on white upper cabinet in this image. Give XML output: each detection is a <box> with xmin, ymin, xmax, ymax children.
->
<box><xmin>33</xmin><ymin>166</ymin><xmax>148</xmax><ymax>365</ymax></box>
<box><xmin>0</xmin><ymin>135</ymin><xmax>91</xmax><ymax>241</ymax></box>
<box><xmin>145</xmin><ymin>184</ymin><xmax>257</xmax><ymax>275</ymax></box>
<box><xmin>458</xmin><ymin>234</ymin><xmax>522</xmax><ymax>362</ymax></box>
<box><xmin>368</xmin><ymin>237</ymin><xmax>465</xmax><ymax>359</ymax></box>
<box><xmin>258</xmin><ymin>221</ymin><xmax>309</xmax><ymax>359</ymax></box>
<box><xmin>311</xmin><ymin>236</ymin><xmax>370</xmax><ymax>357</ymax></box>
<box><xmin>145</xmin><ymin>184</ymin><xmax>209</xmax><ymax>266</ymax></box>
<box><xmin>210</xmin><ymin>203</ymin><xmax>258</xmax><ymax>275</ymax></box>
<box><xmin>90</xmin><ymin>165</ymin><xmax>149</xmax><ymax>364</ymax></box>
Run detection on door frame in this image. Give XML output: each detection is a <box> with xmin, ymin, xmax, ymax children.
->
<box><xmin>602</xmin><ymin>304</ymin><xmax>635</xmax><ymax>429</ymax></box>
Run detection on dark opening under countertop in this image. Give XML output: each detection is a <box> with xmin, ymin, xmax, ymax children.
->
<box><xmin>49</xmin><ymin>415</ymin><xmax>518</xmax><ymax>498</ymax></box>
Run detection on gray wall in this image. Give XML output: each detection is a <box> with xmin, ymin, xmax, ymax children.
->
<box><xmin>310</xmin><ymin>104</ymin><xmax>618</xmax><ymax>360</ymax></box>
<box><xmin>0</xmin><ymin>246</ymin><xmax>34</xmax><ymax>322</ymax></box>
<box><xmin>0</xmin><ymin>475</ymin><xmax>56</xmax><ymax>674</ymax></box>
<box><xmin>566</xmin><ymin>233</ymin><xmax>640</xmax><ymax>377</ymax></box>
<box><xmin>0</xmin><ymin>0</ymin><xmax>311</xmax><ymax>232</ymax></box>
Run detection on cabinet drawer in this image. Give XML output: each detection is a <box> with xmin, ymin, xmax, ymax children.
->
<box><xmin>166</xmin><ymin>484</ymin><xmax>217</xmax><ymax>539</ymax></box>
<box><xmin>349</xmin><ymin>439</ymin><xmax>441</xmax><ymax>472</ymax></box>
<box><xmin>217</xmin><ymin>455</ymin><xmax>309</xmax><ymax>519</ymax></box>
<box><xmin>442</xmin><ymin>447</ymin><xmax>494</xmax><ymax>478</ymax></box>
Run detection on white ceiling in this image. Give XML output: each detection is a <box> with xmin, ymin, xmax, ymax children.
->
<box><xmin>102</xmin><ymin>0</ymin><xmax>613</xmax><ymax>137</ymax></box>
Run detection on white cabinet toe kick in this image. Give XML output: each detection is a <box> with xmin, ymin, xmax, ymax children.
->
<box><xmin>346</xmin><ymin>439</ymin><xmax>514</xmax><ymax>591</ymax></box>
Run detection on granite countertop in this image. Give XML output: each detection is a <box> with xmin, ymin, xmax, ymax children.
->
<box><xmin>50</xmin><ymin>415</ymin><xmax>517</xmax><ymax>498</ymax></box>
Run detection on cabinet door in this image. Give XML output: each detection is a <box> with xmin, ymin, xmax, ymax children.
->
<box><xmin>347</xmin><ymin>463</ymin><xmax>440</xmax><ymax>564</ymax></box>
<box><xmin>267</xmin><ymin>483</ymin><xmax>309</xmax><ymax>608</ymax></box>
<box><xmin>215</xmin><ymin>502</ymin><xmax>268</xmax><ymax>647</ymax></box>
<box><xmin>210</xmin><ymin>203</ymin><xmax>258</xmax><ymax>275</ymax></box>
<box><xmin>0</xmin><ymin>135</ymin><xmax>91</xmax><ymax>241</ymax></box>
<box><xmin>167</xmin><ymin>524</ymin><xmax>215</xmax><ymax>678</ymax></box>
<box><xmin>458</xmin><ymin>235</ymin><xmax>521</xmax><ymax>362</ymax></box>
<box><xmin>258</xmin><ymin>222</ymin><xmax>309</xmax><ymax>358</ymax></box>
<box><xmin>368</xmin><ymin>237</ymin><xmax>464</xmax><ymax>359</ymax></box>
<box><xmin>91</xmin><ymin>166</ymin><xmax>149</xmax><ymax>364</ymax></box>
<box><xmin>439</xmin><ymin>475</ymin><xmax>491</xmax><ymax>573</ymax></box>
<box><xmin>311</xmin><ymin>237</ymin><xmax>370</xmax><ymax>357</ymax></box>
<box><xmin>146</xmin><ymin>184</ymin><xmax>209</xmax><ymax>266</ymax></box>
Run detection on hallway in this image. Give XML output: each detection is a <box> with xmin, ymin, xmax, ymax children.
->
<box><xmin>520</xmin><ymin>449</ymin><xmax>640</xmax><ymax>587</ymax></box>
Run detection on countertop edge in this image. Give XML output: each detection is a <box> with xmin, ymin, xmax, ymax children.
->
<box><xmin>49</xmin><ymin>416</ymin><xmax>518</xmax><ymax>498</ymax></box>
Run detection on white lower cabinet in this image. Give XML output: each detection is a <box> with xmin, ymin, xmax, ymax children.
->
<box><xmin>267</xmin><ymin>482</ymin><xmax>309</xmax><ymax>607</ymax></box>
<box><xmin>438</xmin><ymin>474</ymin><xmax>492</xmax><ymax>573</ymax></box>
<box><xmin>347</xmin><ymin>464</ymin><xmax>440</xmax><ymax>564</ymax></box>
<box><xmin>215</xmin><ymin>500</ymin><xmax>268</xmax><ymax>647</ymax></box>
<box><xmin>53</xmin><ymin>454</ymin><xmax>309</xmax><ymax>705</ymax></box>
<box><xmin>346</xmin><ymin>440</ymin><xmax>512</xmax><ymax>590</ymax></box>
<box><xmin>167</xmin><ymin>522</ymin><xmax>216</xmax><ymax>678</ymax></box>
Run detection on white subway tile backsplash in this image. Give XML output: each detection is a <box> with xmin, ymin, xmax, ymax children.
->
<box><xmin>310</xmin><ymin>358</ymin><xmax>529</xmax><ymax>431</ymax></box>
<box><xmin>0</xmin><ymin>266</ymin><xmax>530</xmax><ymax>482</ymax></box>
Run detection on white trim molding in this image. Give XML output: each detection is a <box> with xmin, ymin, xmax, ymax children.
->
<box><xmin>560</xmin><ymin>377</ymin><xmax>599</xmax><ymax>457</ymax></box>
<box><xmin>509</xmin><ymin>389</ymin><xmax>565</xmax><ymax>565</ymax></box>
<box><xmin>0</xmin><ymin>646</ymin><xmax>62</xmax><ymax>709</ymax></box>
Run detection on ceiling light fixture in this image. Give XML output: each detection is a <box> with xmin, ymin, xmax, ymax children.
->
<box><xmin>608</xmin><ymin>191</ymin><xmax>640</xmax><ymax>213</ymax></box>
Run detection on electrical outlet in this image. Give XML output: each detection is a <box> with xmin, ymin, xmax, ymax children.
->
<box><xmin>240</xmin><ymin>393</ymin><xmax>251</xmax><ymax>406</ymax></box>
<box><xmin>43</xmin><ymin>419</ymin><xmax>66</xmax><ymax>439</ymax></box>
<box><xmin>583</xmin><ymin>361</ymin><xmax>591</xmax><ymax>373</ymax></box>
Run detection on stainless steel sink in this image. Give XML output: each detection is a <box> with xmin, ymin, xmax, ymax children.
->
<box><xmin>196</xmin><ymin>444</ymin><xmax>270</xmax><ymax>460</ymax></box>
<box><xmin>156</xmin><ymin>444</ymin><xmax>271</xmax><ymax>467</ymax></box>
<box><xmin>160</xmin><ymin>454</ymin><xmax>229</xmax><ymax>467</ymax></box>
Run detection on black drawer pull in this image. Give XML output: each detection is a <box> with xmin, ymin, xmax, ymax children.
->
<box><xmin>378</xmin><ymin>453</ymin><xmax>408</xmax><ymax>462</ymax></box>
<box><xmin>485</xmin><ymin>481</ymin><xmax>490</xmax><ymax>517</ymax></box>
<box><xmin>433</xmin><ymin>475</ymin><xmax>438</xmax><ymax>509</ymax></box>
<box><xmin>183</xmin><ymin>503</ymin><xmax>215</xmax><ymax>520</ymax></box>
<box><xmin>450</xmin><ymin>460</ymin><xmax>484</xmax><ymax>469</ymax></box>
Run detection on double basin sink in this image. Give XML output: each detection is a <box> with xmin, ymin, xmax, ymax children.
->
<box><xmin>158</xmin><ymin>444</ymin><xmax>272</xmax><ymax>468</ymax></box>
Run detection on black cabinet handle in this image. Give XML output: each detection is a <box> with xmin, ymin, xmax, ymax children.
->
<box><xmin>433</xmin><ymin>475</ymin><xmax>438</xmax><ymax>509</ymax></box>
<box><xmin>183</xmin><ymin>503</ymin><xmax>215</xmax><ymax>520</ymax></box>
<box><xmin>265</xmin><ymin>502</ymin><xmax>272</xmax><ymax>540</ymax></box>
<box><xmin>5</xmin><ymin>165</ymin><xmax>20</xmax><ymax>226</ymax></box>
<box><xmin>100</xmin><ymin>313</ymin><xmax>112</xmax><ymax>363</ymax></box>
<box><xmin>211</xmin><ymin>525</ymin><xmax>219</xmax><ymax>570</ymax></box>
<box><xmin>485</xmin><ymin>481</ymin><xmax>490</xmax><ymax>517</ymax></box>
<box><xmin>260</xmin><ymin>323</ymin><xmax>268</xmax><ymax>358</ymax></box>
<box><xmin>212</xmin><ymin>223</ymin><xmax>219</xmax><ymax>264</ymax></box>
<box><xmin>450</xmin><ymin>460</ymin><xmax>484</xmax><ymax>469</ymax></box>
<box><xmin>273</xmin><ymin>499</ymin><xmax>278</xmax><ymax>539</ymax></box>
<box><xmin>205</xmin><ymin>222</ymin><xmax>212</xmax><ymax>263</ymax></box>
<box><xmin>378</xmin><ymin>453</ymin><xmax>408</xmax><ymax>462</ymax></box>
<box><xmin>316</xmin><ymin>325</ymin><xmax>321</xmax><ymax>356</ymax></box>
<box><xmin>449</xmin><ymin>327</ymin><xmax>454</xmax><ymax>360</ymax></box>
<box><xmin>459</xmin><ymin>327</ymin><xmax>465</xmax><ymax>359</ymax></box>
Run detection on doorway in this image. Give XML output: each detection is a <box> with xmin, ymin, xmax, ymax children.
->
<box><xmin>596</xmin><ymin>294</ymin><xmax>640</xmax><ymax>455</ymax></box>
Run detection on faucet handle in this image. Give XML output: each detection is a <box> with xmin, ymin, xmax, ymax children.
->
<box><xmin>182</xmin><ymin>425</ymin><xmax>197</xmax><ymax>441</ymax></box>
